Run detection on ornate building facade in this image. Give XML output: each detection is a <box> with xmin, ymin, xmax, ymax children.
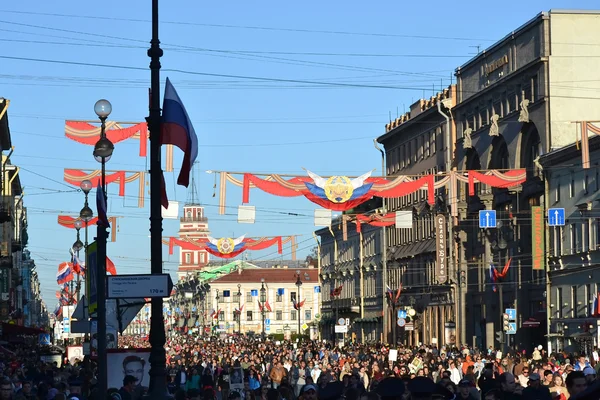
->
<box><xmin>177</xmin><ymin>204</ymin><xmax>210</xmax><ymax>280</ymax></box>
<box><xmin>377</xmin><ymin>86</ymin><xmax>457</xmax><ymax>346</ymax></box>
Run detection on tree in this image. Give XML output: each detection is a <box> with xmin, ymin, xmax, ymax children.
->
<box><xmin>305</xmin><ymin>247</ymin><xmax>318</xmax><ymax>266</ymax></box>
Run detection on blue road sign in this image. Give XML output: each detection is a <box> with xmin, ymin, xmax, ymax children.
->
<box><xmin>38</xmin><ymin>333</ymin><xmax>51</xmax><ymax>346</ymax></box>
<box><xmin>397</xmin><ymin>318</ymin><xmax>406</xmax><ymax>327</ymax></box>
<box><xmin>397</xmin><ymin>310</ymin><xmax>407</xmax><ymax>319</ymax></box>
<box><xmin>479</xmin><ymin>210</ymin><xmax>497</xmax><ymax>228</ymax></box>
<box><xmin>507</xmin><ymin>322</ymin><xmax>517</xmax><ymax>335</ymax></box>
<box><xmin>505</xmin><ymin>308</ymin><xmax>516</xmax><ymax>321</ymax></box>
<box><xmin>265</xmin><ymin>318</ymin><xmax>271</xmax><ymax>326</ymax></box>
<box><xmin>548</xmin><ymin>208</ymin><xmax>565</xmax><ymax>226</ymax></box>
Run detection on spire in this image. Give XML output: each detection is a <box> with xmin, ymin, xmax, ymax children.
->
<box><xmin>186</xmin><ymin>162</ymin><xmax>200</xmax><ymax>206</ymax></box>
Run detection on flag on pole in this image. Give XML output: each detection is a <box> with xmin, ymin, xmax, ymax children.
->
<box><xmin>160</xmin><ymin>78</ymin><xmax>199</xmax><ymax>209</ymax></box>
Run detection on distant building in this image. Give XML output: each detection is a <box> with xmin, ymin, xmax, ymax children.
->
<box><xmin>540</xmin><ymin>134</ymin><xmax>600</xmax><ymax>353</ymax></box>
<box><xmin>177</xmin><ymin>204</ymin><xmax>210</xmax><ymax>279</ymax></box>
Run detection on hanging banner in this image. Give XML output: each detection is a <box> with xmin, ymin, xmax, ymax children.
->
<box><xmin>162</xmin><ymin>235</ymin><xmax>287</xmax><ymax>259</ymax></box>
<box><xmin>435</xmin><ymin>214</ymin><xmax>448</xmax><ymax>284</ymax></box>
<box><xmin>444</xmin><ymin>321</ymin><xmax>456</xmax><ymax>345</ymax></box>
<box><xmin>531</xmin><ymin>206</ymin><xmax>545</xmax><ymax>271</ymax></box>
<box><xmin>64</xmin><ymin>169</ymin><xmax>145</xmax><ymax>208</ymax></box>
<box><xmin>215</xmin><ymin>169</ymin><xmax>526</xmax><ymax>215</ymax></box>
<box><xmin>57</xmin><ymin>216</ymin><xmax>118</xmax><ymax>242</ymax></box>
<box><xmin>87</xmin><ymin>241</ymin><xmax>98</xmax><ymax>316</ymax></box>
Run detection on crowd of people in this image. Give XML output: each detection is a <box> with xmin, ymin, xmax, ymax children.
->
<box><xmin>1</xmin><ymin>335</ymin><xmax>600</xmax><ymax>400</ymax></box>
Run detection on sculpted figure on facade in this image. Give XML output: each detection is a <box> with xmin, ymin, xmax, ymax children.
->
<box><xmin>518</xmin><ymin>99</ymin><xmax>530</xmax><ymax>123</ymax></box>
<box><xmin>463</xmin><ymin>126</ymin><xmax>473</xmax><ymax>149</ymax></box>
<box><xmin>489</xmin><ymin>114</ymin><xmax>500</xmax><ymax>136</ymax></box>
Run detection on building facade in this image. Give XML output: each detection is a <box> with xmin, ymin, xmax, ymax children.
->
<box><xmin>0</xmin><ymin>98</ymin><xmax>41</xmax><ymax>329</ymax></box>
<box><xmin>540</xmin><ymin>134</ymin><xmax>600</xmax><ymax>354</ymax></box>
<box><xmin>377</xmin><ymin>86</ymin><xmax>457</xmax><ymax>346</ymax></box>
<box><xmin>317</xmin><ymin>210</ymin><xmax>384</xmax><ymax>343</ymax></box>
<box><xmin>453</xmin><ymin>10</ymin><xmax>600</xmax><ymax>350</ymax></box>
<box><xmin>209</xmin><ymin>268</ymin><xmax>320</xmax><ymax>336</ymax></box>
<box><xmin>177</xmin><ymin>204</ymin><xmax>210</xmax><ymax>279</ymax></box>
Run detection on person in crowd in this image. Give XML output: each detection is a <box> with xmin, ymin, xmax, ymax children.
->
<box><xmin>565</xmin><ymin>371</ymin><xmax>587</xmax><ymax>397</ymax></box>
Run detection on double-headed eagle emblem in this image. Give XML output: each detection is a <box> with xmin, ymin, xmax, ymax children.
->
<box><xmin>304</xmin><ymin>170</ymin><xmax>373</xmax><ymax>203</ymax></box>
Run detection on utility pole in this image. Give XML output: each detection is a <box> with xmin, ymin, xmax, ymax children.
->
<box><xmin>373</xmin><ymin>140</ymin><xmax>388</xmax><ymax>343</ymax></box>
<box><xmin>147</xmin><ymin>0</ymin><xmax>168</xmax><ymax>397</ymax></box>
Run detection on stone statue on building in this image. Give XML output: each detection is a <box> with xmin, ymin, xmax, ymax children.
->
<box><xmin>463</xmin><ymin>126</ymin><xmax>473</xmax><ymax>149</ymax></box>
<box><xmin>489</xmin><ymin>114</ymin><xmax>500</xmax><ymax>136</ymax></box>
<box><xmin>518</xmin><ymin>99</ymin><xmax>530</xmax><ymax>123</ymax></box>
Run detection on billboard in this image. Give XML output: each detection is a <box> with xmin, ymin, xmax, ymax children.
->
<box><xmin>107</xmin><ymin>350</ymin><xmax>151</xmax><ymax>391</ymax></box>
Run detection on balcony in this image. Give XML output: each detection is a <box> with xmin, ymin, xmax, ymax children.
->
<box><xmin>180</xmin><ymin>217</ymin><xmax>208</xmax><ymax>223</ymax></box>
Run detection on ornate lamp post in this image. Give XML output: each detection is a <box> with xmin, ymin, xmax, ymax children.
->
<box><xmin>92</xmin><ymin>98</ymin><xmax>114</xmax><ymax>395</ymax></box>
<box><xmin>236</xmin><ymin>283</ymin><xmax>242</xmax><ymax>334</ymax></box>
<box><xmin>72</xmin><ymin>219</ymin><xmax>84</xmax><ymax>301</ymax></box>
<box><xmin>260</xmin><ymin>278</ymin><xmax>266</xmax><ymax>339</ymax></box>
<box><xmin>294</xmin><ymin>270</ymin><xmax>303</xmax><ymax>340</ymax></box>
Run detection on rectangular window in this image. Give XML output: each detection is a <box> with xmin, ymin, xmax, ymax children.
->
<box><xmin>305</xmin><ymin>310</ymin><xmax>312</xmax><ymax>320</ymax></box>
<box><xmin>570</xmin><ymin>174</ymin><xmax>575</xmax><ymax>198</ymax></box>
<box><xmin>291</xmin><ymin>310</ymin><xmax>297</xmax><ymax>320</ymax></box>
<box><xmin>290</xmin><ymin>291</ymin><xmax>297</xmax><ymax>302</ymax></box>
<box><xmin>413</xmin><ymin>139</ymin><xmax>418</xmax><ymax>163</ymax></box>
<box><xmin>200</xmin><ymin>253</ymin><xmax>205</xmax><ymax>264</ymax></box>
<box><xmin>246</xmin><ymin>311</ymin><xmax>253</xmax><ymax>321</ymax></box>
<box><xmin>418</xmin><ymin>135</ymin><xmax>423</xmax><ymax>160</ymax></box>
<box><xmin>583</xmin><ymin>220</ymin><xmax>590</xmax><ymax>253</ymax></box>
<box><xmin>246</xmin><ymin>293</ymin><xmax>253</xmax><ymax>303</ymax></box>
<box><xmin>233</xmin><ymin>293</ymin><xmax>241</xmax><ymax>303</ymax></box>
<box><xmin>555</xmin><ymin>182</ymin><xmax>560</xmax><ymax>203</ymax></box>
<box><xmin>276</xmin><ymin>294</ymin><xmax>282</xmax><ymax>302</ymax></box>
<box><xmin>572</xmin><ymin>286</ymin><xmax>578</xmax><ymax>318</ymax></box>
<box><xmin>276</xmin><ymin>310</ymin><xmax>283</xmax><ymax>321</ymax></box>
<box><xmin>570</xmin><ymin>223</ymin><xmax>576</xmax><ymax>254</ymax></box>
<box><xmin>425</xmin><ymin>135</ymin><xmax>431</xmax><ymax>157</ymax></box>
<box><xmin>557</xmin><ymin>288</ymin><xmax>563</xmax><ymax>318</ymax></box>
<box><xmin>219</xmin><ymin>311</ymin><xmax>225</xmax><ymax>320</ymax></box>
<box><xmin>584</xmin><ymin>174</ymin><xmax>589</xmax><ymax>194</ymax></box>
<box><xmin>185</xmin><ymin>253</ymin><xmax>192</xmax><ymax>264</ymax></box>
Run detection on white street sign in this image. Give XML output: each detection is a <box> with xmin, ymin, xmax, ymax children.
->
<box><xmin>335</xmin><ymin>325</ymin><xmax>348</xmax><ymax>333</ymax></box>
<box><xmin>107</xmin><ymin>274</ymin><xmax>173</xmax><ymax>299</ymax></box>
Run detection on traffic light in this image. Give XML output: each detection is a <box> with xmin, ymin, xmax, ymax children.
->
<box><xmin>503</xmin><ymin>313</ymin><xmax>510</xmax><ymax>332</ymax></box>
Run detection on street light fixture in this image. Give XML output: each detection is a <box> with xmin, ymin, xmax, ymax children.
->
<box><xmin>236</xmin><ymin>283</ymin><xmax>242</xmax><ymax>335</ymax></box>
<box><xmin>92</xmin><ymin>98</ymin><xmax>112</xmax><ymax>396</ymax></box>
<box><xmin>260</xmin><ymin>278</ymin><xmax>266</xmax><ymax>339</ymax></box>
<box><xmin>295</xmin><ymin>270</ymin><xmax>303</xmax><ymax>341</ymax></box>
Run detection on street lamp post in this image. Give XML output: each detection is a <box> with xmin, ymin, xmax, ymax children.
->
<box><xmin>72</xmin><ymin>220</ymin><xmax>84</xmax><ymax>301</ymax></box>
<box><xmin>146</xmin><ymin>0</ymin><xmax>168</xmax><ymax>396</ymax></box>
<box><xmin>295</xmin><ymin>270</ymin><xmax>303</xmax><ymax>341</ymax></box>
<box><xmin>92</xmin><ymin>99</ymin><xmax>114</xmax><ymax>395</ymax></box>
<box><xmin>215</xmin><ymin>289</ymin><xmax>220</xmax><ymax>333</ymax></box>
<box><xmin>260</xmin><ymin>279</ymin><xmax>266</xmax><ymax>339</ymax></box>
<box><xmin>236</xmin><ymin>284</ymin><xmax>241</xmax><ymax>335</ymax></box>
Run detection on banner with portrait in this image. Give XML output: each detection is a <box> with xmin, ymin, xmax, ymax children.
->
<box><xmin>107</xmin><ymin>349</ymin><xmax>151</xmax><ymax>390</ymax></box>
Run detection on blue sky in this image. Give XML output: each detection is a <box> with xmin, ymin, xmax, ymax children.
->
<box><xmin>1</xmin><ymin>0</ymin><xmax>598</xmax><ymax>305</ymax></box>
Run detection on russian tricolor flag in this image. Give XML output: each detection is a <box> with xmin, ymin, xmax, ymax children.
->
<box><xmin>57</xmin><ymin>262</ymin><xmax>73</xmax><ymax>285</ymax></box>
<box><xmin>160</xmin><ymin>77</ymin><xmax>198</xmax><ymax>209</ymax></box>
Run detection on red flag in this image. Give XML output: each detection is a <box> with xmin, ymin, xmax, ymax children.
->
<box><xmin>106</xmin><ymin>257</ymin><xmax>117</xmax><ymax>275</ymax></box>
<box><xmin>265</xmin><ymin>301</ymin><xmax>272</xmax><ymax>312</ymax></box>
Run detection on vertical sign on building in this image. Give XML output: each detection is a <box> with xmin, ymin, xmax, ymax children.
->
<box><xmin>531</xmin><ymin>206</ymin><xmax>545</xmax><ymax>270</ymax></box>
<box><xmin>435</xmin><ymin>214</ymin><xmax>448</xmax><ymax>283</ymax></box>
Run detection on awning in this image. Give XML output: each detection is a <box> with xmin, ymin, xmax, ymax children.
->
<box><xmin>1</xmin><ymin>322</ymin><xmax>46</xmax><ymax>336</ymax></box>
<box><xmin>522</xmin><ymin>319</ymin><xmax>541</xmax><ymax>328</ymax></box>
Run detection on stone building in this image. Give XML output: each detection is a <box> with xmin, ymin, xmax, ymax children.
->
<box><xmin>453</xmin><ymin>10</ymin><xmax>600</xmax><ymax>349</ymax></box>
<box><xmin>316</xmin><ymin>205</ymin><xmax>384</xmax><ymax>343</ymax></box>
<box><xmin>376</xmin><ymin>86</ymin><xmax>457</xmax><ymax>346</ymax></box>
<box><xmin>540</xmin><ymin>133</ymin><xmax>600</xmax><ymax>354</ymax></box>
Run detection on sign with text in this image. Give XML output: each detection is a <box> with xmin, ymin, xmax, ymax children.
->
<box><xmin>106</xmin><ymin>274</ymin><xmax>173</xmax><ymax>299</ymax></box>
<box><xmin>531</xmin><ymin>206</ymin><xmax>545</xmax><ymax>271</ymax></box>
<box><xmin>435</xmin><ymin>214</ymin><xmax>448</xmax><ymax>284</ymax></box>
